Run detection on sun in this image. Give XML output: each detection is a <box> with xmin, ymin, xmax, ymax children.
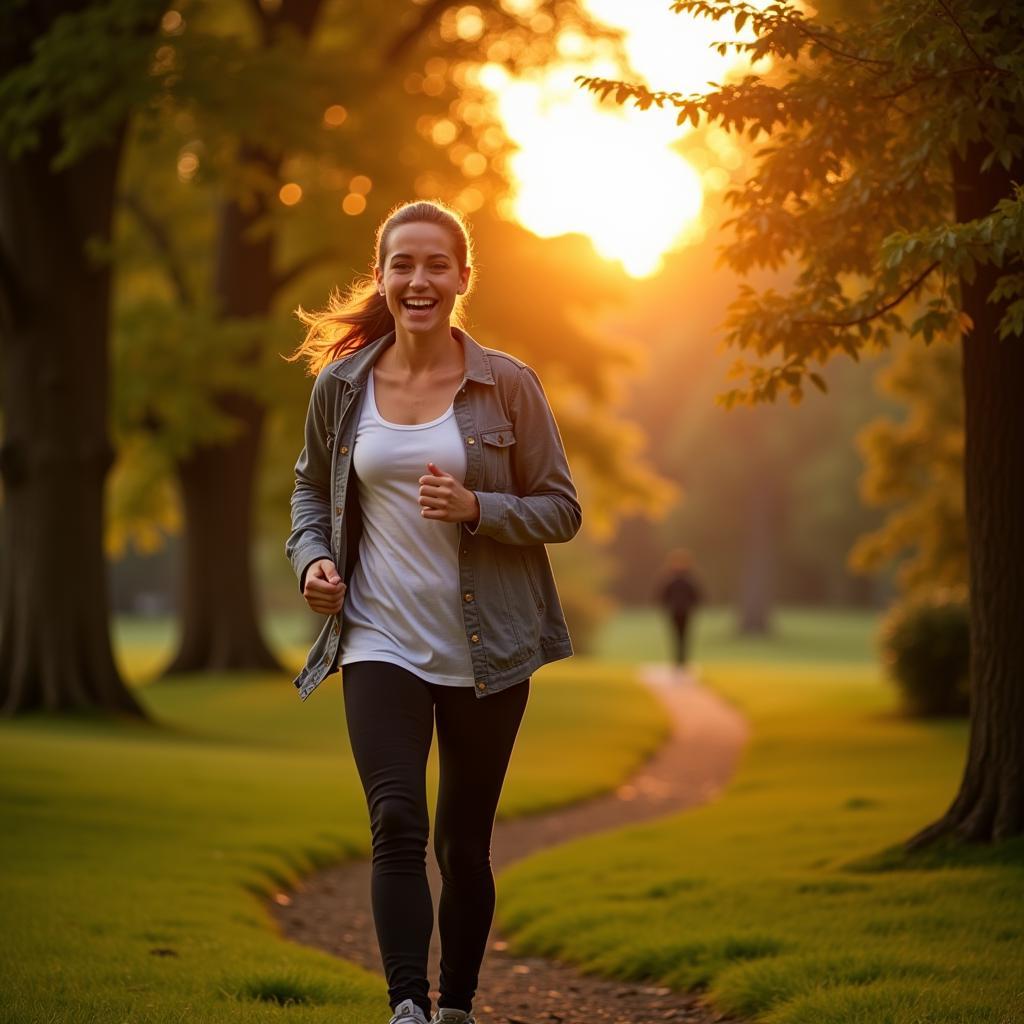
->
<box><xmin>480</xmin><ymin>2</ymin><xmax>763</xmax><ymax>278</ymax></box>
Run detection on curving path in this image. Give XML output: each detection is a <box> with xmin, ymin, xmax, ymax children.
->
<box><xmin>269</xmin><ymin>665</ymin><xmax>751</xmax><ymax>1024</ymax></box>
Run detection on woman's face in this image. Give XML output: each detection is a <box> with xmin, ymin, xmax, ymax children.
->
<box><xmin>375</xmin><ymin>221</ymin><xmax>470</xmax><ymax>335</ymax></box>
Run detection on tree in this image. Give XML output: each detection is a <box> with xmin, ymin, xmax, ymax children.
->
<box><xmin>579</xmin><ymin>1</ymin><xmax>1024</xmax><ymax>844</ymax></box>
<box><xmin>0</xmin><ymin>0</ymin><xmax>166</xmax><ymax>715</ymax></box>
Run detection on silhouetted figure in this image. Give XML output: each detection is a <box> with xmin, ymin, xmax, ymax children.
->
<box><xmin>656</xmin><ymin>548</ymin><xmax>704</xmax><ymax>673</ymax></box>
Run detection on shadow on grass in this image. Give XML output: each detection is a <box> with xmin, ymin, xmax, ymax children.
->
<box><xmin>843</xmin><ymin>833</ymin><xmax>1024</xmax><ymax>873</ymax></box>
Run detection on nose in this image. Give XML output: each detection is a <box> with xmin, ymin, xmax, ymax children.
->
<box><xmin>410</xmin><ymin>266</ymin><xmax>430</xmax><ymax>289</ymax></box>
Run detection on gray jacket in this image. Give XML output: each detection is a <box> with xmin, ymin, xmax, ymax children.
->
<box><xmin>285</xmin><ymin>327</ymin><xmax>582</xmax><ymax>701</ymax></box>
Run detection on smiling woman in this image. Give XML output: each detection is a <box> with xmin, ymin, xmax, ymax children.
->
<box><xmin>282</xmin><ymin>199</ymin><xmax>582</xmax><ymax>1024</ymax></box>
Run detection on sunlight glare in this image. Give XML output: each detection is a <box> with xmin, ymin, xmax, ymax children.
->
<box><xmin>485</xmin><ymin>62</ymin><xmax>703</xmax><ymax>277</ymax></box>
<box><xmin>481</xmin><ymin>1</ymin><xmax>764</xmax><ymax>277</ymax></box>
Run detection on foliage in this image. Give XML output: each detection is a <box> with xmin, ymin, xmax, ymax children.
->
<box><xmin>576</xmin><ymin>0</ymin><xmax>1024</xmax><ymax>404</ymax></box>
<box><xmin>849</xmin><ymin>336</ymin><xmax>966</xmax><ymax>597</ymax></box>
<box><xmin>879</xmin><ymin>593</ymin><xmax>970</xmax><ymax>717</ymax></box>
<box><xmin>0</xmin><ymin>0</ymin><xmax>166</xmax><ymax>166</ymax></box>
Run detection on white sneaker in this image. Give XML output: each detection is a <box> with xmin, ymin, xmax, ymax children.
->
<box><xmin>389</xmin><ymin>998</ymin><xmax>429</xmax><ymax>1024</ymax></box>
<box><xmin>430</xmin><ymin>1009</ymin><xmax>476</xmax><ymax>1024</ymax></box>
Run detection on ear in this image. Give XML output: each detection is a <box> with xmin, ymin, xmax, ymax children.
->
<box><xmin>373</xmin><ymin>265</ymin><xmax>384</xmax><ymax>295</ymax></box>
<box><xmin>458</xmin><ymin>264</ymin><xmax>471</xmax><ymax>295</ymax></box>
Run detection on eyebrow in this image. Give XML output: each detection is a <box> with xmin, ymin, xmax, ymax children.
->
<box><xmin>389</xmin><ymin>252</ymin><xmax>452</xmax><ymax>261</ymax></box>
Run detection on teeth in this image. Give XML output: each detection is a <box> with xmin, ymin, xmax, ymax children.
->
<box><xmin>404</xmin><ymin>299</ymin><xmax>436</xmax><ymax>308</ymax></box>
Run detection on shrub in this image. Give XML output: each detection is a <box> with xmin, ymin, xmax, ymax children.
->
<box><xmin>879</xmin><ymin>594</ymin><xmax>970</xmax><ymax>717</ymax></box>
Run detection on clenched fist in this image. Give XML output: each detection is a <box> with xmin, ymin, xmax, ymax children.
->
<box><xmin>303</xmin><ymin>558</ymin><xmax>346</xmax><ymax>615</ymax></box>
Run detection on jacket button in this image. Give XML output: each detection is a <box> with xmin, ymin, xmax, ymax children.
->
<box><xmin>476</xmin><ymin>681</ymin><xmax>486</xmax><ymax>691</ymax></box>
<box><xmin>497</xmin><ymin>434</ymin><xmax>504</xmax><ymax>443</ymax></box>
<box><xmin>464</xmin><ymin>592</ymin><xmax>474</xmax><ymax>602</ymax></box>
<box><xmin>333</xmin><ymin>621</ymin><xmax>340</xmax><ymax>635</ymax></box>
<box><xmin>466</xmin><ymin>437</ymin><xmax>475</xmax><ymax>445</ymax></box>
<box><xmin>340</xmin><ymin>445</ymin><xmax>349</xmax><ymax>454</ymax></box>
<box><xmin>335</xmin><ymin>506</ymin><xmax>343</xmax><ymax>516</ymax></box>
<box><xmin>470</xmin><ymin>633</ymin><xmax>480</xmax><ymax>643</ymax></box>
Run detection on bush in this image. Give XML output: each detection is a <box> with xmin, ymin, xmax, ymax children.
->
<box><xmin>879</xmin><ymin>594</ymin><xmax>970</xmax><ymax>717</ymax></box>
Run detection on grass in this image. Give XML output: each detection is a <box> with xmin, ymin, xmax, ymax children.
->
<box><xmin>595</xmin><ymin>604</ymin><xmax>881</xmax><ymax>665</ymax></box>
<box><xmin>0</xmin><ymin>628</ymin><xmax>666</xmax><ymax>1024</ymax></box>
<box><xmin>8</xmin><ymin>606</ymin><xmax>1019</xmax><ymax>1023</ymax></box>
<box><xmin>493</xmin><ymin>653</ymin><xmax>1024</xmax><ymax>1024</ymax></box>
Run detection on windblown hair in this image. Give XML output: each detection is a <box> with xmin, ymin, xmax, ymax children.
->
<box><xmin>285</xmin><ymin>199</ymin><xmax>475</xmax><ymax>377</ymax></box>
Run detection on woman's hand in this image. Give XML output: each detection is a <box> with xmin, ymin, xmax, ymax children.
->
<box><xmin>303</xmin><ymin>558</ymin><xmax>346</xmax><ymax>615</ymax></box>
<box><xmin>418</xmin><ymin>461</ymin><xmax>480</xmax><ymax>526</ymax></box>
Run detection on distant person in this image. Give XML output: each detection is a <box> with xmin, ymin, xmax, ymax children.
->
<box><xmin>656</xmin><ymin>548</ymin><xmax>703</xmax><ymax>674</ymax></box>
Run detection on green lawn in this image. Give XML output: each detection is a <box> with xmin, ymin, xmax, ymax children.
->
<box><xmin>0</xmin><ymin>636</ymin><xmax>665</xmax><ymax>1024</ymax></box>
<box><xmin>494</xmin><ymin>656</ymin><xmax>1024</xmax><ymax>1024</ymax></box>
<box><xmin>7</xmin><ymin>607</ymin><xmax>1018</xmax><ymax>1024</ymax></box>
<box><xmin>595</xmin><ymin>604</ymin><xmax>881</xmax><ymax>665</ymax></box>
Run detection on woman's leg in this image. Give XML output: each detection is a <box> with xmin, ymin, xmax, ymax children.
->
<box><xmin>343</xmin><ymin>661</ymin><xmax>437</xmax><ymax>1018</ymax></box>
<box><xmin>431</xmin><ymin>678</ymin><xmax>530</xmax><ymax>1013</ymax></box>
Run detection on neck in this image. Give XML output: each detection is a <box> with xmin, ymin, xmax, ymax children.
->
<box><xmin>387</xmin><ymin>323</ymin><xmax>463</xmax><ymax>377</ymax></box>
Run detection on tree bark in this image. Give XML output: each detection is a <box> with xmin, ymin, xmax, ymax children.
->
<box><xmin>0</xmin><ymin>121</ymin><xmax>145</xmax><ymax>716</ymax></box>
<box><xmin>906</xmin><ymin>139</ymin><xmax>1024</xmax><ymax>847</ymax></box>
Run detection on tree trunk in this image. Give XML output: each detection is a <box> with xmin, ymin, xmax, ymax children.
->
<box><xmin>0</xmin><ymin>121</ymin><xmax>145</xmax><ymax>717</ymax></box>
<box><xmin>165</xmin><ymin>0</ymin><xmax>325</xmax><ymax>676</ymax></box>
<box><xmin>164</xmin><ymin>164</ymin><xmax>281</xmax><ymax>674</ymax></box>
<box><xmin>906</xmin><ymin>140</ymin><xmax>1024</xmax><ymax>847</ymax></box>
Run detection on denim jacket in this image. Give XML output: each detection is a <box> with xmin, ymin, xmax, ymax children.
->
<box><xmin>285</xmin><ymin>327</ymin><xmax>583</xmax><ymax>701</ymax></box>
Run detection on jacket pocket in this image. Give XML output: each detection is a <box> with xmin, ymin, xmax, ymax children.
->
<box><xmin>480</xmin><ymin>425</ymin><xmax>516</xmax><ymax>490</ymax></box>
<box><xmin>521</xmin><ymin>550</ymin><xmax>545</xmax><ymax>612</ymax></box>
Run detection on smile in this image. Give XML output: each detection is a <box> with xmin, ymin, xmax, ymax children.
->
<box><xmin>401</xmin><ymin>298</ymin><xmax>438</xmax><ymax>309</ymax></box>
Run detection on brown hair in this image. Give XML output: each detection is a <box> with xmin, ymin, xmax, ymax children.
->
<box><xmin>285</xmin><ymin>199</ymin><xmax>475</xmax><ymax>377</ymax></box>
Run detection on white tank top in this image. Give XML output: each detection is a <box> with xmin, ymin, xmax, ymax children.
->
<box><xmin>339</xmin><ymin>369</ymin><xmax>476</xmax><ymax>686</ymax></box>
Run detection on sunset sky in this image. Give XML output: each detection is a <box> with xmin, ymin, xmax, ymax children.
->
<box><xmin>481</xmin><ymin>0</ymin><xmax>761</xmax><ymax>277</ymax></box>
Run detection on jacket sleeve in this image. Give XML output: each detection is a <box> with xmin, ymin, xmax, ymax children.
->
<box><xmin>467</xmin><ymin>364</ymin><xmax>582</xmax><ymax>545</ymax></box>
<box><xmin>285</xmin><ymin>373</ymin><xmax>335</xmax><ymax>595</ymax></box>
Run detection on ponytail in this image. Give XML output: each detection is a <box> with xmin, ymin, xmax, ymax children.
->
<box><xmin>287</xmin><ymin>277</ymin><xmax>394</xmax><ymax>376</ymax></box>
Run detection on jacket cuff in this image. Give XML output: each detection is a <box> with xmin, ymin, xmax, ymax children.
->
<box><xmin>466</xmin><ymin>490</ymin><xmax>504</xmax><ymax>538</ymax></box>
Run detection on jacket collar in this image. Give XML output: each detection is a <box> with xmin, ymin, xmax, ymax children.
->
<box><xmin>327</xmin><ymin>326</ymin><xmax>495</xmax><ymax>387</ymax></box>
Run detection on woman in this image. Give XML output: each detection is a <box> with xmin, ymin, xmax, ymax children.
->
<box><xmin>284</xmin><ymin>199</ymin><xmax>582</xmax><ymax>1024</ymax></box>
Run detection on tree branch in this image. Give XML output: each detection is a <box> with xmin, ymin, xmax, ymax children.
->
<box><xmin>385</xmin><ymin>0</ymin><xmax>449</xmax><ymax>64</ymax></box>
<box><xmin>795</xmin><ymin>261</ymin><xmax>940</xmax><ymax>329</ymax></box>
<box><xmin>118</xmin><ymin>191</ymin><xmax>193</xmax><ymax>307</ymax></box>
<box><xmin>273</xmin><ymin>246</ymin><xmax>347</xmax><ymax>294</ymax></box>
<box><xmin>935</xmin><ymin>0</ymin><xmax>987</xmax><ymax>67</ymax></box>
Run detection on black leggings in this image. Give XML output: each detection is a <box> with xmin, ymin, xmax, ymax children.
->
<box><xmin>342</xmin><ymin>661</ymin><xmax>530</xmax><ymax>1017</ymax></box>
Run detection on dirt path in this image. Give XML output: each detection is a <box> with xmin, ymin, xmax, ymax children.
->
<box><xmin>269</xmin><ymin>665</ymin><xmax>751</xmax><ymax>1023</ymax></box>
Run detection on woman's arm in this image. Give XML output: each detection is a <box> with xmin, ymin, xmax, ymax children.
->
<box><xmin>285</xmin><ymin>373</ymin><xmax>335</xmax><ymax>594</ymax></box>
<box><xmin>467</xmin><ymin>364</ymin><xmax>582</xmax><ymax>545</ymax></box>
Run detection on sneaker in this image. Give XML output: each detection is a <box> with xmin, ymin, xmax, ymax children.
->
<box><xmin>429</xmin><ymin>1009</ymin><xmax>476</xmax><ymax>1024</ymax></box>
<box><xmin>389</xmin><ymin>998</ymin><xmax>430</xmax><ymax>1024</ymax></box>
